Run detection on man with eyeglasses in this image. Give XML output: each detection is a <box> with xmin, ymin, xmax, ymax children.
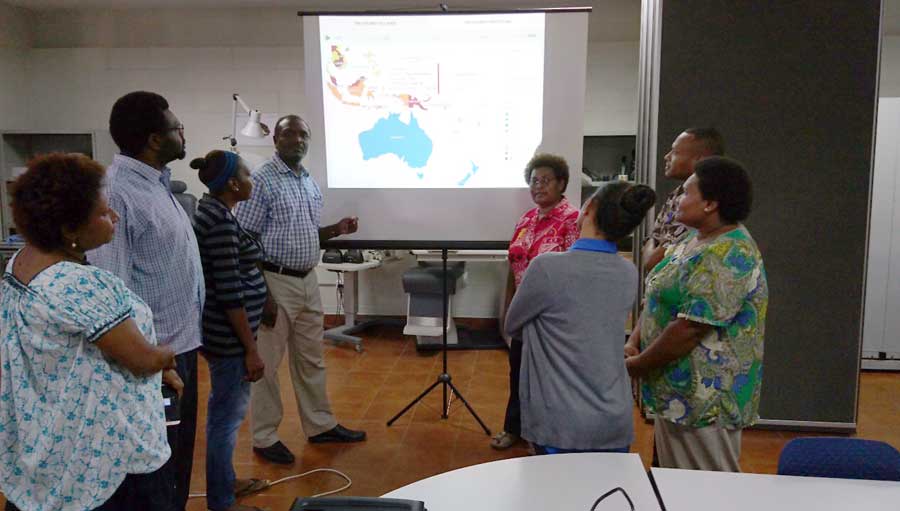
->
<box><xmin>89</xmin><ymin>91</ymin><xmax>204</xmax><ymax>511</ymax></box>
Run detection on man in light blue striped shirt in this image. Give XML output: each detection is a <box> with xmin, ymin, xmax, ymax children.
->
<box><xmin>88</xmin><ymin>91</ymin><xmax>204</xmax><ymax>511</ymax></box>
<box><xmin>236</xmin><ymin>115</ymin><xmax>365</xmax><ymax>465</ymax></box>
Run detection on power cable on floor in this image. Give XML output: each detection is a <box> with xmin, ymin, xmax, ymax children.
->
<box><xmin>188</xmin><ymin>468</ymin><xmax>352</xmax><ymax>500</ymax></box>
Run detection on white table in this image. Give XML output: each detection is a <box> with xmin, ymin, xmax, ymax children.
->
<box><xmin>383</xmin><ymin>453</ymin><xmax>662</xmax><ymax>511</ymax></box>
<box><xmin>319</xmin><ymin>260</ymin><xmax>384</xmax><ymax>352</ymax></box>
<box><xmin>651</xmin><ymin>467</ymin><xmax>900</xmax><ymax>511</ymax></box>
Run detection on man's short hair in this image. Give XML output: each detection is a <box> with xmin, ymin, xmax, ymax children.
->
<box><xmin>274</xmin><ymin>115</ymin><xmax>308</xmax><ymax>139</ymax></box>
<box><xmin>684</xmin><ymin>127</ymin><xmax>725</xmax><ymax>156</ymax></box>
<box><xmin>109</xmin><ymin>91</ymin><xmax>170</xmax><ymax>156</ymax></box>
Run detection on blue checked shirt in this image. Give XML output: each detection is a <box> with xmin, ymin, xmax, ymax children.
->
<box><xmin>88</xmin><ymin>154</ymin><xmax>205</xmax><ymax>355</ymax></box>
<box><xmin>235</xmin><ymin>154</ymin><xmax>323</xmax><ymax>271</ymax></box>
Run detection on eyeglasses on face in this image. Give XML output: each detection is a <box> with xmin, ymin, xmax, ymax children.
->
<box><xmin>529</xmin><ymin>176</ymin><xmax>556</xmax><ymax>187</ymax></box>
<box><xmin>162</xmin><ymin>124</ymin><xmax>185</xmax><ymax>133</ymax></box>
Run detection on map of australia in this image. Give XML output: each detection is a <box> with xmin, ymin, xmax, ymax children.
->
<box><xmin>319</xmin><ymin>14</ymin><xmax>545</xmax><ymax>188</ymax></box>
<box><xmin>358</xmin><ymin>113</ymin><xmax>433</xmax><ymax>170</ymax></box>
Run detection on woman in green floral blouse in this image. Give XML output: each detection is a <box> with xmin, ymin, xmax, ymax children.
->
<box><xmin>625</xmin><ymin>156</ymin><xmax>767</xmax><ymax>472</ymax></box>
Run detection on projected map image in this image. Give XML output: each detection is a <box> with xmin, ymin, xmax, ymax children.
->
<box><xmin>319</xmin><ymin>14</ymin><xmax>545</xmax><ymax>189</ymax></box>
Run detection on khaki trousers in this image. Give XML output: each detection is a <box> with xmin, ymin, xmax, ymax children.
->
<box><xmin>655</xmin><ymin>419</ymin><xmax>742</xmax><ymax>472</ymax></box>
<box><xmin>251</xmin><ymin>270</ymin><xmax>337</xmax><ymax>448</ymax></box>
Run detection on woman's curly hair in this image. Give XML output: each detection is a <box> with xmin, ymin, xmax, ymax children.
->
<box><xmin>10</xmin><ymin>152</ymin><xmax>106</xmax><ymax>252</ymax></box>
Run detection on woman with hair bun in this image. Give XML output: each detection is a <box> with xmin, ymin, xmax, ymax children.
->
<box><xmin>504</xmin><ymin>182</ymin><xmax>656</xmax><ymax>455</ymax></box>
<box><xmin>191</xmin><ymin>150</ymin><xmax>269</xmax><ymax>511</ymax></box>
<box><xmin>492</xmin><ymin>153</ymin><xmax>579</xmax><ymax>450</ymax></box>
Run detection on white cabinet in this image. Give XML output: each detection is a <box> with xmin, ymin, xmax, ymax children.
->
<box><xmin>863</xmin><ymin>98</ymin><xmax>900</xmax><ymax>369</ymax></box>
<box><xmin>0</xmin><ymin>131</ymin><xmax>116</xmax><ymax>239</ymax></box>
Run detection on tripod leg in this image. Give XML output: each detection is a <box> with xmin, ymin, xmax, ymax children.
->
<box><xmin>446</xmin><ymin>380</ymin><xmax>492</xmax><ymax>436</ymax></box>
<box><xmin>442</xmin><ymin>377</ymin><xmax>448</xmax><ymax>419</ymax></box>
<box><xmin>387</xmin><ymin>378</ymin><xmax>442</xmax><ymax>426</ymax></box>
<box><xmin>444</xmin><ymin>384</ymin><xmax>456</xmax><ymax>417</ymax></box>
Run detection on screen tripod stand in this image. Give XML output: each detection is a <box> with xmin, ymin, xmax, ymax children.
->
<box><xmin>387</xmin><ymin>248</ymin><xmax>491</xmax><ymax>435</ymax></box>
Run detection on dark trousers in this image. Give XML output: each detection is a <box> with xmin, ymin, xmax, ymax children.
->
<box><xmin>162</xmin><ymin>349</ymin><xmax>199</xmax><ymax>511</ymax></box>
<box><xmin>503</xmin><ymin>337</ymin><xmax>523</xmax><ymax>435</ymax></box>
<box><xmin>5</xmin><ymin>471</ymin><xmax>173</xmax><ymax>511</ymax></box>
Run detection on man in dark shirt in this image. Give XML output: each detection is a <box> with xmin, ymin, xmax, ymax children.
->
<box><xmin>642</xmin><ymin>128</ymin><xmax>725</xmax><ymax>271</ymax></box>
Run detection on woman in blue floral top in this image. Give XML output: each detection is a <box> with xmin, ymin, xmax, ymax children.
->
<box><xmin>0</xmin><ymin>153</ymin><xmax>178</xmax><ymax>511</ymax></box>
<box><xmin>626</xmin><ymin>156</ymin><xmax>767</xmax><ymax>472</ymax></box>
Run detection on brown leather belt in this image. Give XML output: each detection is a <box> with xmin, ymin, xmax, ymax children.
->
<box><xmin>262</xmin><ymin>261</ymin><xmax>312</xmax><ymax>278</ymax></box>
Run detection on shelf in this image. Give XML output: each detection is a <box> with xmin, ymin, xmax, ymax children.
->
<box><xmin>0</xmin><ymin>132</ymin><xmax>105</xmax><ymax>240</ymax></box>
<box><xmin>587</xmin><ymin>179</ymin><xmax>635</xmax><ymax>187</ymax></box>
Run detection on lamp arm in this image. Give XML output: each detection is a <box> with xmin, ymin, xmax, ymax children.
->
<box><xmin>229</xmin><ymin>95</ymin><xmax>237</xmax><ymax>150</ymax></box>
<box><xmin>234</xmin><ymin>93</ymin><xmax>252</xmax><ymax>114</ymax></box>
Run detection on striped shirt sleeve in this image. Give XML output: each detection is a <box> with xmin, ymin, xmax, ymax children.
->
<box><xmin>203</xmin><ymin>219</ymin><xmax>245</xmax><ymax>309</ymax></box>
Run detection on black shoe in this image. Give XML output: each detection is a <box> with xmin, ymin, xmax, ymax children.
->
<box><xmin>253</xmin><ymin>441</ymin><xmax>295</xmax><ymax>464</ymax></box>
<box><xmin>308</xmin><ymin>424</ymin><xmax>367</xmax><ymax>444</ymax></box>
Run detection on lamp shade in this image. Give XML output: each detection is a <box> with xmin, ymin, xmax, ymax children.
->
<box><xmin>240</xmin><ymin>110</ymin><xmax>270</xmax><ymax>138</ymax></box>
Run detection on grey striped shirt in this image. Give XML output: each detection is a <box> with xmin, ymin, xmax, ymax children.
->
<box><xmin>195</xmin><ymin>195</ymin><xmax>267</xmax><ymax>357</ymax></box>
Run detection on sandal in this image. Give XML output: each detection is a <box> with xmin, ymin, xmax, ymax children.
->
<box><xmin>490</xmin><ymin>431</ymin><xmax>519</xmax><ymax>450</ymax></box>
<box><xmin>234</xmin><ymin>478</ymin><xmax>269</xmax><ymax>498</ymax></box>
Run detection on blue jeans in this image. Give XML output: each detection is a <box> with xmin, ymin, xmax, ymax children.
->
<box><xmin>205</xmin><ymin>354</ymin><xmax>251</xmax><ymax>511</ymax></box>
<box><xmin>533</xmin><ymin>444</ymin><xmax>630</xmax><ymax>455</ymax></box>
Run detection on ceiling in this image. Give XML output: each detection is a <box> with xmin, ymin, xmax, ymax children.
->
<box><xmin>7</xmin><ymin>0</ymin><xmax>597</xmax><ymax>7</ymax></box>
<box><xmin>5</xmin><ymin>0</ymin><xmax>641</xmax><ymax>42</ymax></box>
<box><xmin>6</xmin><ymin>0</ymin><xmax>900</xmax><ymax>38</ymax></box>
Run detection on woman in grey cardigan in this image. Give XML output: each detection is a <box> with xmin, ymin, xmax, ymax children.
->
<box><xmin>504</xmin><ymin>182</ymin><xmax>655</xmax><ymax>454</ymax></box>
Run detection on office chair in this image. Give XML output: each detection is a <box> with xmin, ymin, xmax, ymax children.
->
<box><xmin>777</xmin><ymin>437</ymin><xmax>900</xmax><ymax>481</ymax></box>
<box><xmin>170</xmin><ymin>180</ymin><xmax>198</xmax><ymax>219</ymax></box>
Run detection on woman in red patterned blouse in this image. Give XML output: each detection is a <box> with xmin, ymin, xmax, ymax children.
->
<box><xmin>491</xmin><ymin>153</ymin><xmax>580</xmax><ymax>450</ymax></box>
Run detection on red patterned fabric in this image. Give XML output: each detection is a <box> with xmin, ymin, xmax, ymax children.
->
<box><xmin>508</xmin><ymin>197</ymin><xmax>580</xmax><ymax>287</ymax></box>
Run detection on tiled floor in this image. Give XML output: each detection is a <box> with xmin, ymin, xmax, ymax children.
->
<box><xmin>3</xmin><ymin>325</ymin><xmax>899</xmax><ymax>510</ymax></box>
<box><xmin>183</xmin><ymin>325</ymin><xmax>900</xmax><ymax>510</ymax></box>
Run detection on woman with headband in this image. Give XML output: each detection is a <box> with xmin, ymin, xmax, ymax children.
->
<box><xmin>192</xmin><ymin>151</ymin><xmax>269</xmax><ymax>511</ymax></box>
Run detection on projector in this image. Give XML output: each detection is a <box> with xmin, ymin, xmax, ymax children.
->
<box><xmin>322</xmin><ymin>249</ymin><xmax>343</xmax><ymax>264</ymax></box>
<box><xmin>342</xmin><ymin>249</ymin><xmax>365</xmax><ymax>264</ymax></box>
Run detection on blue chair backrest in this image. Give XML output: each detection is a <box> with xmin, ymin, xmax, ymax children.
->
<box><xmin>778</xmin><ymin>437</ymin><xmax>900</xmax><ymax>481</ymax></box>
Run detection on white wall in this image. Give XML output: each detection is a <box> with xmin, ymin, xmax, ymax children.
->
<box><xmin>0</xmin><ymin>2</ymin><xmax>30</xmax><ymax>47</ymax></box>
<box><xmin>29</xmin><ymin>8</ymin><xmax>301</xmax><ymax>48</ymax></box>
<box><xmin>24</xmin><ymin>45</ymin><xmax>307</xmax><ymax>194</ymax></box>
<box><xmin>881</xmin><ymin>37</ymin><xmax>900</xmax><ymax>96</ymax></box>
<box><xmin>0</xmin><ymin>3</ymin><xmax>31</xmax><ymax>130</ymax></box>
<box><xmin>584</xmin><ymin>41</ymin><xmax>640</xmax><ymax>135</ymax></box>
